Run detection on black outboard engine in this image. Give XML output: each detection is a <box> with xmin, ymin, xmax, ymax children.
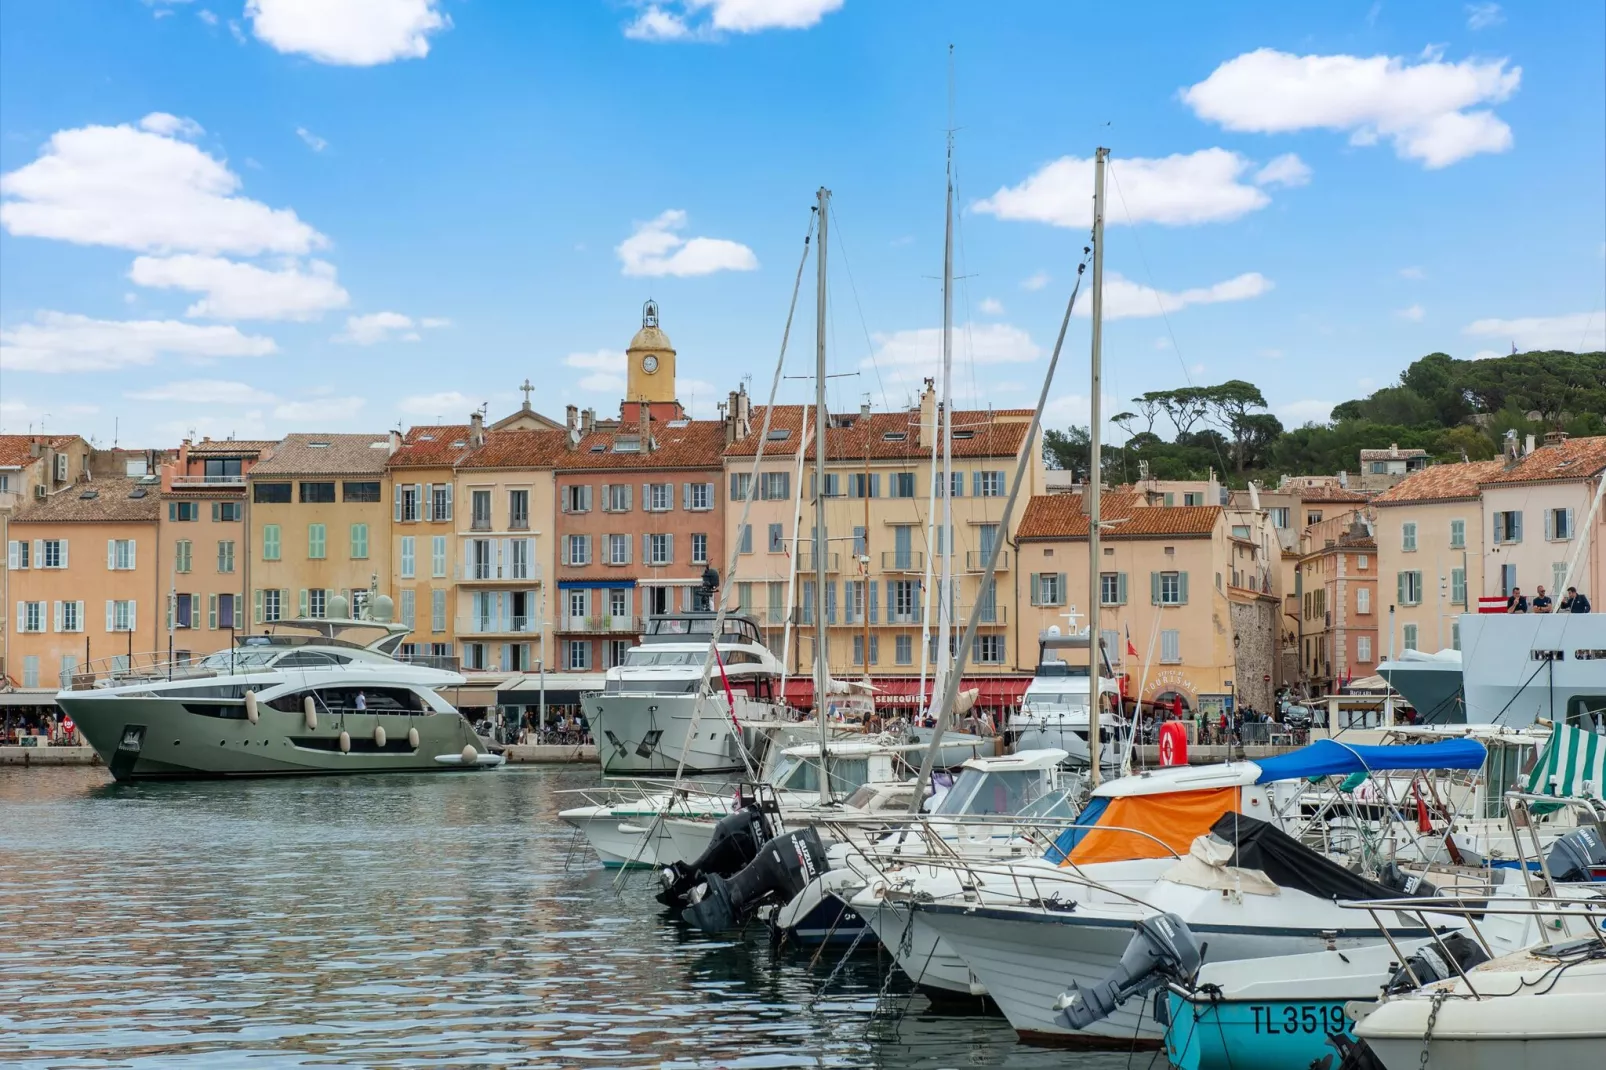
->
<box><xmin>680</xmin><ymin>827</ymin><xmax>829</xmax><ymax>934</ymax></box>
<box><xmin>656</xmin><ymin>802</ymin><xmax>772</xmax><ymax>908</ymax></box>
<box><xmin>1375</xmin><ymin>861</ymin><xmax>1439</xmax><ymax>898</ymax></box>
<box><xmin>1383</xmin><ymin>931</ymin><xmax>1489</xmax><ymax>994</ymax></box>
<box><xmin>1545</xmin><ymin>826</ymin><xmax>1606</xmax><ymax>883</ymax></box>
<box><xmin>1054</xmin><ymin>913</ymin><xmax>1202</xmax><ymax>1030</ymax></box>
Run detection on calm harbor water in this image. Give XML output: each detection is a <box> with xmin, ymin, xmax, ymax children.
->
<box><xmin>0</xmin><ymin>766</ymin><xmax>1136</xmax><ymax>1070</ymax></box>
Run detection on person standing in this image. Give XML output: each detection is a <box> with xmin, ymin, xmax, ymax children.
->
<box><xmin>1532</xmin><ymin>585</ymin><xmax>1553</xmax><ymax>613</ymax></box>
<box><xmin>1507</xmin><ymin>586</ymin><xmax>1529</xmax><ymax>613</ymax></box>
<box><xmin>355</xmin><ymin>691</ymin><xmax>367</xmax><ymax>712</ymax></box>
<box><xmin>1560</xmin><ymin>586</ymin><xmax>1592</xmax><ymax>613</ymax></box>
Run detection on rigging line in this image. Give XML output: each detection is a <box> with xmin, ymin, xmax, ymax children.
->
<box><xmin>1106</xmin><ymin>159</ymin><xmax>1239</xmax><ymax>484</ymax></box>
<box><xmin>824</xmin><ymin>203</ymin><xmax>893</xmax><ymax>415</ymax></box>
<box><xmin>950</xmin><ymin>168</ymin><xmax>999</xmax><ymax>538</ymax></box>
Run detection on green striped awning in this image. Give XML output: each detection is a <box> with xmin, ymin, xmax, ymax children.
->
<box><xmin>1526</xmin><ymin>723</ymin><xmax>1606</xmax><ymax>800</ymax></box>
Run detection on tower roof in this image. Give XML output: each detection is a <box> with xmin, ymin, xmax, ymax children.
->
<box><xmin>628</xmin><ymin>297</ymin><xmax>673</xmax><ymax>352</ymax></box>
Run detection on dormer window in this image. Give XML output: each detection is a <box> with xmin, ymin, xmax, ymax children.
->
<box><xmin>883</xmin><ymin>431</ymin><xmax>907</xmax><ymax>441</ymax></box>
<box><xmin>767</xmin><ymin>429</ymin><xmax>792</xmax><ymax>441</ymax></box>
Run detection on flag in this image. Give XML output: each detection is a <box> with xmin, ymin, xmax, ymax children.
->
<box><xmin>1125</xmin><ymin>625</ymin><xmax>1138</xmax><ymax>659</ymax></box>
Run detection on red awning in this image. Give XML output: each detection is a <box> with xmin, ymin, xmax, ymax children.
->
<box><xmin>781</xmin><ymin>675</ymin><xmax>1032</xmax><ymax>710</ymax></box>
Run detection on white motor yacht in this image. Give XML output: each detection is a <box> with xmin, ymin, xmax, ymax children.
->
<box><xmin>1010</xmin><ymin>629</ymin><xmax>1125</xmax><ymax>770</ymax></box>
<box><xmin>1377</xmin><ymin>647</ymin><xmax>1464</xmax><ymax>722</ymax></box>
<box><xmin>57</xmin><ymin>606</ymin><xmax>498</xmax><ymax>780</ymax></box>
<box><xmin>583</xmin><ymin>611</ymin><xmax>791</xmax><ymax>776</ymax></box>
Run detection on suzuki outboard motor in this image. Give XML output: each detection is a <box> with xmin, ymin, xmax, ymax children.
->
<box><xmin>656</xmin><ymin>803</ymin><xmax>771</xmax><ymax>908</ymax></box>
<box><xmin>1375</xmin><ymin>861</ymin><xmax>1439</xmax><ymax>898</ymax></box>
<box><xmin>1545</xmin><ymin>826</ymin><xmax>1606</xmax><ymax>883</ymax></box>
<box><xmin>1054</xmin><ymin>913</ymin><xmax>1202</xmax><ymax>1031</ymax></box>
<box><xmin>1383</xmin><ymin>931</ymin><xmax>1489</xmax><ymax>994</ymax></box>
<box><xmin>680</xmin><ymin>828</ymin><xmax>829</xmax><ymax>934</ymax></box>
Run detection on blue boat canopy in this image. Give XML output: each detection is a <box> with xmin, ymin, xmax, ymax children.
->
<box><xmin>1252</xmin><ymin>737</ymin><xmax>1486</xmax><ymax>784</ymax></box>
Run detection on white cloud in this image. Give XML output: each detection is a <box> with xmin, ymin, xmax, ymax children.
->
<box><xmin>0</xmin><ymin>114</ymin><xmax>325</xmax><ymax>255</ymax></box>
<box><xmin>1399</xmin><ymin>265</ymin><xmax>1426</xmax><ymax>280</ymax></box>
<box><xmin>1182</xmin><ymin>48</ymin><xmax>1521</xmax><ymax>169</ymax></box>
<box><xmin>1466</xmin><ymin>3</ymin><xmax>1503</xmax><ymax>30</ymax></box>
<box><xmin>1253</xmin><ymin>152</ymin><xmax>1312</xmax><ymax>188</ymax></box>
<box><xmin>295</xmin><ymin>126</ymin><xmax>328</xmax><ymax>152</ymax></box>
<box><xmin>1278</xmin><ymin>399</ymin><xmax>1336</xmax><ymax>424</ymax></box>
<box><xmin>677</xmin><ymin>377</ymin><xmax>724</xmax><ymax>418</ymax></box>
<box><xmin>616</xmin><ymin>209</ymin><xmax>758</xmax><ymax>277</ymax></box>
<box><xmin>978</xmin><ymin>297</ymin><xmax>1004</xmax><ymax>315</ymax></box>
<box><xmin>397</xmin><ymin>390</ymin><xmax>471</xmax><ymax>416</ymax></box>
<box><xmin>1471</xmin><ymin>349</ymin><xmax>1504</xmax><ymax>361</ymax></box>
<box><xmin>198</xmin><ymin>9</ymin><xmax>219</xmax><ymax>27</ymax></box>
<box><xmin>418</xmin><ymin>316</ymin><xmax>451</xmax><ymax>329</ymax></box>
<box><xmin>866</xmin><ymin>322</ymin><xmax>1042</xmax><ymax>398</ymax></box>
<box><xmin>129</xmin><ymin>255</ymin><xmax>349</xmax><ymax>320</ymax></box>
<box><xmin>273</xmin><ymin>397</ymin><xmax>367</xmax><ymax>422</ymax></box>
<box><xmin>1076</xmin><ymin>271</ymin><xmax>1273</xmax><ymax>321</ymax></box>
<box><xmin>624</xmin><ymin>0</ymin><xmax>843</xmax><ymax>40</ymax></box>
<box><xmin>0</xmin><ymin>311</ymin><xmax>277</xmax><ymax>372</ymax></box>
<box><xmin>1395</xmin><ymin>303</ymin><xmax>1425</xmax><ymax>321</ymax></box>
<box><xmin>246</xmin><ymin>0</ymin><xmax>450</xmax><ymax>66</ymax></box>
<box><xmin>1020</xmin><ymin>271</ymin><xmax>1050</xmax><ymax>291</ymax></box>
<box><xmin>334</xmin><ymin>311</ymin><xmax>446</xmax><ymax>345</ymax></box>
<box><xmin>138</xmin><ymin>112</ymin><xmax>204</xmax><ymax>140</ymax></box>
<box><xmin>974</xmin><ymin>148</ymin><xmax>1271</xmax><ymax>228</ymax></box>
<box><xmin>1464</xmin><ymin>311</ymin><xmax>1605</xmax><ymax>352</ymax></box>
<box><xmin>565</xmin><ymin>349</ymin><xmax>627</xmax><ymax>393</ymax></box>
<box><xmin>127</xmin><ymin>379</ymin><xmax>276</xmax><ymax>404</ymax></box>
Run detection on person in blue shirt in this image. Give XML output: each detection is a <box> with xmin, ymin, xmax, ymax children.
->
<box><xmin>1507</xmin><ymin>587</ymin><xmax>1529</xmax><ymax>613</ymax></box>
<box><xmin>1560</xmin><ymin>587</ymin><xmax>1592</xmax><ymax>613</ymax></box>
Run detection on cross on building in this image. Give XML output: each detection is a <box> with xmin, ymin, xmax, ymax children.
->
<box><xmin>519</xmin><ymin>379</ymin><xmax>535</xmax><ymax>408</ymax></box>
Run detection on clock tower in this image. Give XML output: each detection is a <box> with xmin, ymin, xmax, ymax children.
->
<box><xmin>625</xmin><ymin>300</ymin><xmax>678</xmax><ymax>416</ymax></box>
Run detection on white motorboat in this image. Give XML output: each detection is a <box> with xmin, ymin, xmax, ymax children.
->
<box><xmin>583</xmin><ymin>611</ymin><xmax>791</xmax><ymax>776</ymax></box>
<box><xmin>1010</xmin><ymin>630</ymin><xmax>1126</xmax><ymax>770</ymax></box>
<box><xmin>1458</xmin><ymin>610</ymin><xmax>1606</xmax><ymax>729</ymax></box>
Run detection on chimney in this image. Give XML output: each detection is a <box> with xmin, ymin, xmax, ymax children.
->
<box><xmin>860</xmin><ymin>400</ymin><xmax>871</xmax><ymax>420</ymax></box>
<box><xmin>638</xmin><ymin>401</ymin><xmax>652</xmax><ymax>448</ymax></box>
<box><xmin>1544</xmin><ymin>429</ymin><xmax>1569</xmax><ymax>447</ymax></box>
<box><xmin>470</xmin><ymin>411</ymin><xmax>485</xmax><ymax>448</ymax></box>
<box><xmin>582</xmin><ymin>408</ymin><xmax>596</xmax><ymax>434</ymax></box>
<box><xmin>566</xmin><ymin>404</ymin><xmax>579</xmax><ymax>433</ymax></box>
<box><xmin>1338</xmin><ymin>470</ymin><xmax>1349</xmax><ymax>488</ymax></box>
<box><xmin>1524</xmin><ymin>433</ymin><xmax>1535</xmax><ymax>456</ymax></box>
<box><xmin>1389</xmin><ymin>442</ymin><xmax>1399</xmax><ymax>456</ymax></box>
<box><xmin>388</xmin><ymin>428</ymin><xmax>402</xmax><ymax>455</ymax></box>
<box><xmin>725</xmin><ymin>390</ymin><xmax>740</xmax><ymax>445</ymax></box>
<box><xmin>917</xmin><ymin>379</ymin><xmax>937</xmax><ymax>449</ymax></box>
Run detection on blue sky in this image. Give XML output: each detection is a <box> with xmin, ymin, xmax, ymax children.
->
<box><xmin>2</xmin><ymin>1</ymin><xmax>1602</xmax><ymax>447</ymax></box>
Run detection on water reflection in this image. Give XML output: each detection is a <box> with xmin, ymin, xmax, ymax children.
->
<box><xmin>0</xmin><ymin>767</ymin><xmax>1131</xmax><ymax>1069</ymax></box>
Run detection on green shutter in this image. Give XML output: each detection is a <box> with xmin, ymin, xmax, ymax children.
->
<box><xmin>1028</xmin><ymin>573</ymin><xmax>1040</xmax><ymax>605</ymax></box>
<box><xmin>1397</xmin><ymin>572</ymin><xmax>1407</xmax><ymax>604</ymax></box>
<box><xmin>1150</xmin><ymin>571</ymin><xmax>1161</xmax><ymax>605</ymax></box>
<box><xmin>1117</xmin><ymin>572</ymin><xmax>1128</xmax><ymax>605</ymax></box>
<box><xmin>1178</xmin><ymin>571</ymin><xmax>1189</xmax><ymax>604</ymax></box>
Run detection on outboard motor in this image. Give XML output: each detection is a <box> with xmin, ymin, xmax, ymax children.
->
<box><xmin>656</xmin><ymin>803</ymin><xmax>772</xmax><ymax>908</ymax></box>
<box><xmin>1383</xmin><ymin>931</ymin><xmax>1489</xmax><ymax>994</ymax></box>
<box><xmin>1545</xmin><ymin>826</ymin><xmax>1606</xmax><ymax>883</ymax></box>
<box><xmin>1375</xmin><ymin>861</ymin><xmax>1439</xmax><ymax>898</ymax></box>
<box><xmin>680</xmin><ymin>828</ymin><xmax>829</xmax><ymax>934</ymax></box>
<box><xmin>1053</xmin><ymin>913</ymin><xmax>1202</xmax><ymax>1030</ymax></box>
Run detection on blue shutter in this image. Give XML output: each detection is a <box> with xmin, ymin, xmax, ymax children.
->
<box><xmin>972</xmin><ymin>471</ymin><xmax>982</xmax><ymax>496</ymax></box>
<box><xmin>869</xmin><ymin>581</ymin><xmax>879</xmax><ymax>623</ymax></box>
<box><xmin>825</xmin><ymin>581</ymin><xmax>837</xmax><ymax>624</ymax></box>
<box><xmin>1117</xmin><ymin>572</ymin><xmax>1128</xmax><ymax>605</ymax></box>
<box><xmin>1512</xmin><ymin>512</ymin><xmax>1522</xmax><ymax>542</ymax></box>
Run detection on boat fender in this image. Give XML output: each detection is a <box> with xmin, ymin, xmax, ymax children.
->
<box><xmin>1054</xmin><ymin>912</ymin><xmax>1201</xmax><ymax>1030</ymax></box>
<box><xmin>461</xmin><ymin>744</ymin><xmax>478</xmax><ymax>764</ymax></box>
<box><xmin>303</xmin><ymin>696</ymin><xmax>317</xmax><ymax>731</ymax></box>
<box><xmin>245</xmin><ymin>690</ymin><xmax>259</xmax><ymax>724</ymax></box>
<box><xmin>338</xmin><ymin>730</ymin><xmax>350</xmax><ymax>753</ymax></box>
<box><xmin>373</xmin><ymin>725</ymin><xmax>386</xmax><ymax>748</ymax></box>
<box><xmin>407</xmin><ymin>727</ymin><xmax>419</xmax><ymax>748</ymax></box>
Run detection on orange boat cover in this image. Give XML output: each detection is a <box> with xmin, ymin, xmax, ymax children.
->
<box><xmin>1065</xmin><ymin>786</ymin><xmax>1241</xmax><ymax>866</ymax></box>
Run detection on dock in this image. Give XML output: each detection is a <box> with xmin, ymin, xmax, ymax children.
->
<box><xmin>503</xmin><ymin>744</ymin><xmax>598</xmax><ymax>764</ymax></box>
<box><xmin>0</xmin><ymin>745</ymin><xmax>102</xmax><ymax>766</ymax></box>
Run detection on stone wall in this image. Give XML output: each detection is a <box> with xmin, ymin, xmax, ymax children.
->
<box><xmin>1228</xmin><ymin>598</ymin><xmax>1278</xmax><ymax>712</ymax></box>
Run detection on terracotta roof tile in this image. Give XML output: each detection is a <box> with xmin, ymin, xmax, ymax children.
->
<box><xmin>1374</xmin><ymin>459</ymin><xmax>1507</xmax><ymax>505</ymax></box>
<box><xmin>1017</xmin><ymin>496</ymin><xmax>1220</xmax><ymax>540</ymax></box>
<box><xmin>186</xmin><ymin>439</ymin><xmax>276</xmax><ymax>455</ymax></box>
<box><xmin>10</xmin><ymin>476</ymin><xmax>162</xmax><ymax>524</ymax></box>
<box><xmin>248</xmin><ymin>433</ymin><xmax>392</xmax><ymax>476</ymax></box>
<box><xmin>1298</xmin><ymin>485</ymin><xmax>1370</xmax><ymax>503</ymax></box>
<box><xmin>724</xmin><ymin>406</ymin><xmax>1031</xmax><ymax>461</ymax></box>
<box><xmin>554</xmin><ymin>420</ymin><xmax>727</xmax><ymax>472</ymax></box>
<box><xmin>389</xmin><ymin>424</ymin><xmax>476</xmax><ymax>468</ymax></box>
<box><xmin>459</xmin><ymin>429</ymin><xmax>571</xmax><ymax>470</ymax></box>
<box><xmin>1477</xmin><ymin>436</ymin><xmax>1606</xmax><ymax>487</ymax></box>
<box><xmin>0</xmin><ymin>434</ymin><xmax>79</xmax><ymax>469</ymax></box>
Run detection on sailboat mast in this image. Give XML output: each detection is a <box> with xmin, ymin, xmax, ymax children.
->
<box><xmin>814</xmin><ymin>186</ymin><xmax>832</xmax><ymax>806</ymax></box>
<box><xmin>929</xmin><ymin>76</ymin><xmax>957</xmax><ymax>722</ymax></box>
<box><xmin>1087</xmin><ymin>147</ymin><xmax>1108</xmax><ymax>786</ymax></box>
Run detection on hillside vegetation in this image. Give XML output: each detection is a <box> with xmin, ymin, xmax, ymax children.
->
<box><xmin>1044</xmin><ymin>350</ymin><xmax>1606</xmax><ymax>486</ymax></box>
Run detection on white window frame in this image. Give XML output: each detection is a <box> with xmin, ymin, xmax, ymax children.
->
<box><xmin>691</xmin><ymin>532</ymin><xmax>708</xmax><ymax>565</ymax></box>
<box><xmin>566</xmin><ymin>534</ymin><xmax>591</xmax><ymax>566</ymax></box>
<box><xmin>689</xmin><ymin>482</ymin><xmax>713</xmax><ymax>511</ymax></box>
<box><xmin>648</xmin><ymin>533</ymin><xmax>671</xmax><ymax>566</ymax></box>
<box><xmin>1357</xmin><ymin>635</ymin><xmax>1372</xmax><ymax>663</ymax></box>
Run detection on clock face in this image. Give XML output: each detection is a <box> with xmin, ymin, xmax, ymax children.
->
<box><xmin>642</xmin><ymin>355</ymin><xmax>659</xmax><ymax>373</ymax></box>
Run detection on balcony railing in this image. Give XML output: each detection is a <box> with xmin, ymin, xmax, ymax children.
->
<box><xmin>558</xmin><ymin>614</ymin><xmax>642</xmax><ymax>634</ymax></box>
<box><xmin>398</xmin><ymin>653</ymin><xmax>461</xmax><ymax>671</ymax></box>
<box><xmin>798</xmin><ymin>552</ymin><xmax>840</xmax><ymax>572</ymax></box>
<box><xmin>880</xmin><ymin>550</ymin><xmax>924</xmax><ymax>572</ymax></box>
<box><xmin>470</xmin><ymin>514</ymin><xmax>493</xmax><ymax>532</ymax></box>
<box><xmin>457</xmin><ymin>615</ymin><xmax>540</xmax><ymax>635</ymax></box>
<box><xmin>171</xmin><ymin>473</ymin><xmax>246</xmax><ymax>487</ymax></box>
<box><xmin>965</xmin><ymin>550</ymin><xmax>1009</xmax><ymax>571</ymax></box>
<box><xmin>455</xmin><ymin>562</ymin><xmax>543</xmax><ymax>583</ymax></box>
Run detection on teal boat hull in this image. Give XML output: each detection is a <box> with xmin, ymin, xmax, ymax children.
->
<box><xmin>1164</xmin><ymin>992</ymin><xmax>1353</xmax><ymax>1070</ymax></box>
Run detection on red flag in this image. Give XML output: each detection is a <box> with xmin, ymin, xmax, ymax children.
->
<box><xmin>1125</xmin><ymin>625</ymin><xmax>1138</xmax><ymax>659</ymax></box>
<box><xmin>712</xmin><ymin>647</ymin><xmax>741</xmax><ymax>730</ymax></box>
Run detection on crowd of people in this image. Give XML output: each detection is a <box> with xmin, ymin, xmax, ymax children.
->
<box><xmin>1506</xmin><ymin>584</ymin><xmax>1592</xmax><ymax>613</ymax></box>
<box><xmin>2</xmin><ymin>711</ymin><xmax>78</xmax><ymax>745</ymax></box>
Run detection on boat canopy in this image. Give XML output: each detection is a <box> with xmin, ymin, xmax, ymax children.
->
<box><xmin>1251</xmin><ymin>737</ymin><xmax>1487</xmax><ymax>783</ymax></box>
<box><xmin>1525</xmin><ymin>722</ymin><xmax>1606</xmax><ymax>800</ymax></box>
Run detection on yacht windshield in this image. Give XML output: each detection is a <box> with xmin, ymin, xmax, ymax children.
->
<box><xmin>771</xmin><ymin>754</ymin><xmax>872</xmax><ymax>795</ymax></box>
<box><xmin>624</xmin><ymin>650</ymin><xmax>706</xmax><ymax>667</ymax></box>
<box><xmin>197</xmin><ymin>649</ymin><xmax>281</xmax><ymax>672</ymax></box>
<box><xmin>934</xmin><ymin>769</ymin><xmax>1045</xmax><ymax>816</ymax></box>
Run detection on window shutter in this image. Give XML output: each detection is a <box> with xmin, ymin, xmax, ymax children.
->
<box><xmin>1564</xmin><ymin>508</ymin><xmax>1574</xmax><ymax>538</ymax></box>
<box><xmin>394</xmin><ymin>488</ymin><xmax>403</xmax><ymax>522</ymax></box>
<box><xmin>1397</xmin><ymin>572</ymin><xmax>1407</xmax><ymax>604</ymax></box>
<box><xmin>299</xmin><ymin>589</ymin><xmax>309</xmax><ymax>617</ymax></box>
<box><xmin>642</xmin><ymin>533</ymin><xmax>650</xmax><ymax>564</ymax></box>
<box><xmin>825</xmin><ymin>581</ymin><xmax>837</xmax><ymax>624</ymax></box>
<box><xmin>211</xmin><ymin>502</ymin><xmax>219</xmax><ymax>522</ymax></box>
<box><xmin>1544</xmin><ymin>510</ymin><xmax>1553</xmax><ymax>540</ymax></box>
<box><xmin>642</xmin><ymin>483</ymin><xmax>651</xmax><ymax>510</ymax></box>
<box><xmin>209</xmin><ymin>594</ymin><xmax>218</xmax><ymax>630</ymax></box>
<box><xmin>1512</xmin><ymin>512</ymin><xmax>1523</xmax><ymax>542</ymax></box>
<box><xmin>1117</xmin><ymin>572</ymin><xmax>1128</xmax><ymax>605</ymax></box>
<box><xmin>5</xmin><ymin>542</ymin><xmax>16</xmax><ymax>570</ymax></box>
<box><xmin>1176</xmin><ymin>572</ymin><xmax>1187</xmax><ymax>604</ymax></box>
<box><xmin>871</xmin><ymin>473</ymin><xmax>881</xmax><ymax>498</ymax></box>
<box><xmin>582</xmin><ymin>485</ymin><xmax>593</xmax><ymax>512</ymax></box>
<box><xmin>705</xmin><ymin>481</ymin><xmax>716</xmax><ymax>507</ymax></box>
<box><xmin>1029</xmin><ymin>573</ymin><xmax>1040</xmax><ymax>605</ymax></box>
<box><xmin>105</xmin><ymin>600</ymin><xmax>114</xmax><ymax>631</ymax></box>
<box><xmin>443</xmin><ymin>484</ymin><xmax>452</xmax><ymax>519</ymax></box>
<box><xmin>253</xmin><ymin>589</ymin><xmax>263</xmax><ymax>625</ymax></box>
<box><xmin>665</xmin><ymin>533</ymin><xmax>674</xmax><ymax>563</ymax></box>
<box><xmin>1150</xmin><ymin>571</ymin><xmax>1161</xmax><ymax>605</ymax></box>
<box><xmin>683</xmin><ymin>482</ymin><xmax>692</xmax><ymax>510</ymax></box>
<box><xmin>52</xmin><ymin>601</ymin><xmax>61</xmax><ymax>632</ymax></box>
<box><xmin>730</xmin><ymin>473</ymin><xmax>741</xmax><ymax>500</ymax></box>
<box><xmin>869</xmin><ymin>580</ymin><xmax>879</xmax><ymax>623</ymax></box>
<box><xmin>59</xmin><ymin>540</ymin><xmax>68</xmax><ymax>569</ymax></box>
<box><xmin>424</xmin><ymin>484</ymin><xmax>434</xmax><ymax>521</ymax></box>
<box><xmin>107</xmin><ymin>539</ymin><xmax>116</xmax><ymax>569</ymax></box>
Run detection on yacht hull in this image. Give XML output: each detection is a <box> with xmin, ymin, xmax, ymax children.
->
<box><xmin>58</xmin><ymin>695</ymin><xmax>486</xmax><ymax>780</ymax></box>
<box><xmin>857</xmin><ymin>897</ymin><xmax>978</xmax><ymax>996</ymax></box>
<box><xmin>584</xmin><ymin>692</ymin><xmax>766</xmax><ymax>776</ymax></box>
